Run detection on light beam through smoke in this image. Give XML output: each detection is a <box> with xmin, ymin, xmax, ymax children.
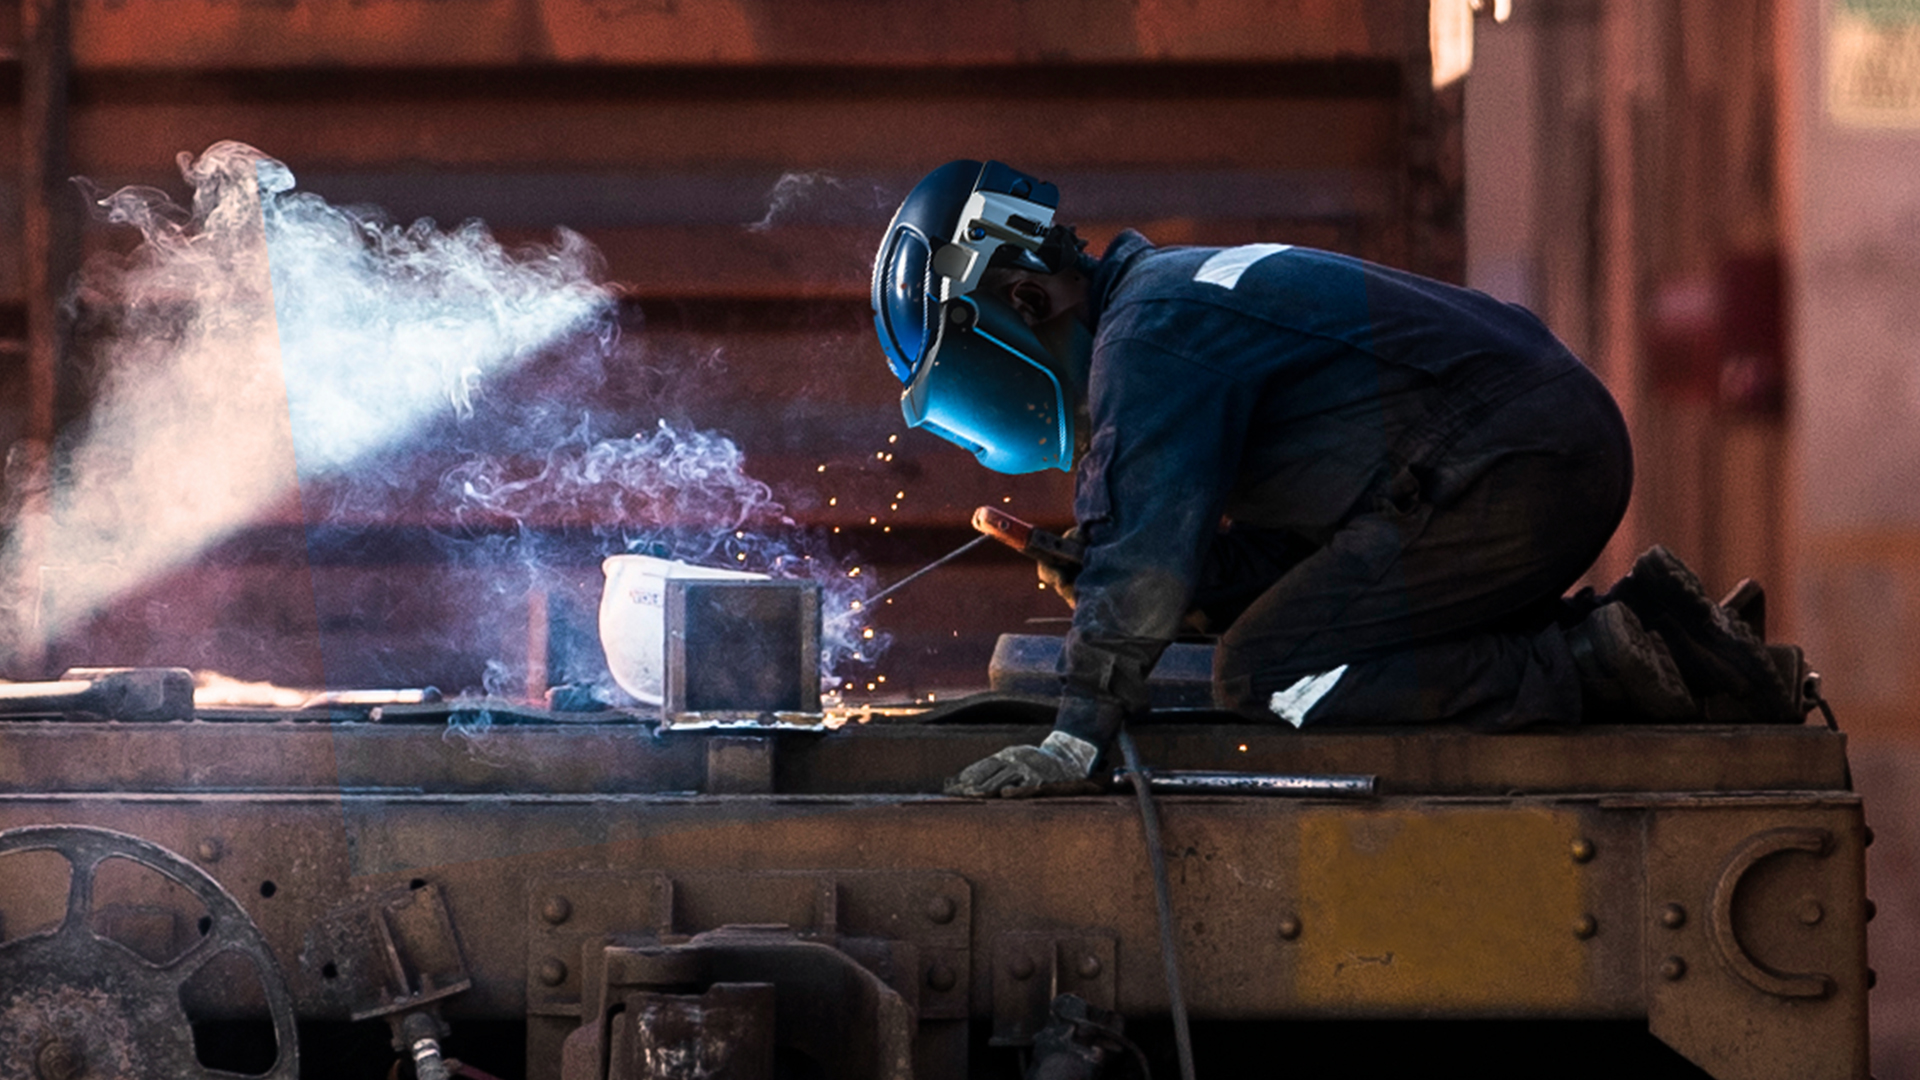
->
<box><xmin>0</xmin><ymin>141</ymin><xmax>878</xmax><ymax>698</ymax></box>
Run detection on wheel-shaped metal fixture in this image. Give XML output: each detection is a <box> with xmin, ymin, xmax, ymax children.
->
<box><xmin>0</xmin><ymin>825</ymin><xmax>299</xmax><ymax>1079</ymax></box>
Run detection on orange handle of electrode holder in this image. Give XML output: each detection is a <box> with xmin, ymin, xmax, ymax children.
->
<box><xmin>971</xmin><ymin>506</ymin><xmax>1086</xmax><ymax>567</ymax></box>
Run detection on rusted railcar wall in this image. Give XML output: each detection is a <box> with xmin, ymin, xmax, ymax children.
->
<box><xmin>0</xmin><ymin>0</ymin><xmax>1453</xmax><ymax>696</ymax></box>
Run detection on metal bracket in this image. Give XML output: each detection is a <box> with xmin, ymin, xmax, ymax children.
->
<box><xmin>1710</xmin><ymin>827</ymin><xmax>1836</xmax><ymax>999</ymax></box>
<box><xmin>528</xmin><ymin>870</ymin><xmax>970</xmax><ymax>1022</ymax></box>
<box><xmin>302</xmin><ymin>881</ymin><xmax>471</xmax><ymax>1021</ymax></box>
<box><xmin>990</xmin><ymin>931</ymin><xmax>1116</xmax><ymax>1046</ymax></box>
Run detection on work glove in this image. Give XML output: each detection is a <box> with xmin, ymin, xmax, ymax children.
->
<box><xmin>1036</xmin><ymin>528</ymin><xmax>1082</xmax><ymax>608</ymax></box>
<box><xmin>944</xmin><ymin>730</ymin><xmax>1102</xmax><ymax>798</ymax></box>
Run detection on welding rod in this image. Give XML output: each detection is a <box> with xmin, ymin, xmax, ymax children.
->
<box><xmin>837</xmin><ymin>534</ymin><xmax>992</xmax><ymax>615</ymax></box>
<box><xmin>1110</xmin><ymin>769</ymin><xmax>1379</xmax><ymax>798</ymax></box>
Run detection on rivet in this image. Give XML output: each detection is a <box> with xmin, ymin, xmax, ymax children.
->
<box><xmin>1866</xmin><ymin>898</ymin><xmax>1878</xmax><ymax>923</ymax></box>
<box><xmin>541</xmin><ymin>896</ymin><xmax>572</xmax><ymax>925</ymax></box>
<box><xmin>1077</xmin><ymin>955</ymin><xmax>1103</xmax><ymax>979</ymax></box>
<box><xmin>1797</xmin><ymin>899</ymin><xmax>1825</xmax><ymax>926</ymax></box>
<box><xmin>1570</xmin><ymin>837</ymin><xmax>1596</xmax><ymax>863</ymax></box>
<box><xmin>1009</xmin><ymin>955</ymin><xmax>1035</xmax><ymax>980</ymax></box>
<box><xmin>1661</xmin><ymin>903</ymin><xmax>1687</xmax><ymax>929</ymax></box>
<box><xmin>1659</xmin><ymin>956</ymin><xmax>1687</xmax><ymax>981</ymax></box>
<box><xmin>536</xmin><ymin>957</ymin><xmax>568</xmax><ymax>986</ymax></box>
<box><xmin>195</xmin><ymin>837</ymin><xmax>224</xmax><ymax>863</ymax></box>
<box><xmin>1277</xmin><ymin>914</ymin><xmax>1302</xmax><ymax>940</ymax></box>
<box><xmin>37</xmin><ymin>1039</ymin><xmax>80</xmax><ymax>1080</ymax></box>
<box><xmin>926</xmin><ymin>896</ymin><xmax>957</xmax><ymax>925</ymax></box>
<box><xmin>1573</xmin><ymin>914</ymin><xmax>1598</xmax><ymax>940</ymax></box>
<box><xmin>927</xmin><ymin>964</ymin><xmax>957</xmax><ymax>992</ymax></box>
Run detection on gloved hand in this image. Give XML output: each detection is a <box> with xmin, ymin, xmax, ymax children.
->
<box><xmin>1036</xmin><ymin>528</ymin><xmax>1082</xmax><ymax>608</ymax></box>
<box><xmin>944</xmin><ymin>730</ymin><xmax>1102</xmax><ymax>798</ymax></box>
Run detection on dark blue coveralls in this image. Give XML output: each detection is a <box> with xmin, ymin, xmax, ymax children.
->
<box><xmin>1053</xmin><ymin>231</ymin><xmax>1633</xmax><ymax>747</ymax></box>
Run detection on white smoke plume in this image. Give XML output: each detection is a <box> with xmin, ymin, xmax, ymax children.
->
<box><xmin>0</xmin><ymin>141</ymin><xmax>877</xmax><ymax>698</ymax></box>
<box><xmin>745</xmin><ymin>171</ymin><xmax>893</xmax><ymax>233</ymax></box>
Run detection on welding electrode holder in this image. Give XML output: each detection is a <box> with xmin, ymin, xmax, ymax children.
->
<box><xmin>972</xmin><ymin>506</ymin><xmax>1086</xmax><ymax>568</ymax></box>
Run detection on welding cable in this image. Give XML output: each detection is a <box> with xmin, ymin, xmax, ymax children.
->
<box><xmin>1118</xmin><ymin>728</ymin><xmax>1197</xmax><ymax>1080</ymax></box>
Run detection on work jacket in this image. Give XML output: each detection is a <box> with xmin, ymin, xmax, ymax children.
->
<box><xmin>1055</xmin><ymin>230</ymin><xmax>1588</xmax><ymax>745</ymax></box>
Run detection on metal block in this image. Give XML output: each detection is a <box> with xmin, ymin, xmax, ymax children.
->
<box><xmin>989</xmin><ymin>634</ymin><xmax>1214</xmax><ymax>709</ymax></box>
<box><xmin>706</xmin><ymin>736</ymin><xmax>776</xmax><ymax>795</ymax></box>
<box><xmin>665</xmin><ymin>579</ymin><xmax>821</xmax><ymax>724</ymax></box>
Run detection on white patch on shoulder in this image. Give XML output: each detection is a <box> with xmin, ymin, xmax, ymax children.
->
<box><xmin>1267</xmin><ymin>664</ymin><xmax>1348</xmax><ymax>728</ymax></box>
<box><xmin>1193</xmin><ymin>243</ymin><xmax>1293</xmax><ymax>290</ymax></box>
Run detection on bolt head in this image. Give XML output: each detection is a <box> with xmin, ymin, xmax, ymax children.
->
<box><xmin>926</xmin><ymin>896</ymin><xmax>957</xmax><ymax>925</ymax></box>
<box><xmin>541</xmin><ymin>896</ymin><xmax>572</xmax><ymax>925</ymax></box>
<box><xmin>1277</xmin><ymin>915</ymin><xmax>1303</xmax><ymax>940</ymax></box>
<box><xmin>1570</xmin><ymin>837</ymin><xmax>1596</xmax><ymax>863</ymax></box>
<box><xmin>1797</xmin><ymin>898</ymin><xmax>1825</xmax><ymax>926</ymax></box>
<box><xmin>536</xmin><ymin>958</ymin><xmax>568</xmax><ymax>987</ymax></box>
<box><xmin>1009</xmin><ymin>955</ymin><xmax>1035</xmax><ymax>980</ymax></box>
<box><xmin>1661</xmin><ymin>903</ymin><xmax>1688</xmax><ymax>929</ymax></box>
<box><xmin>1659</xmin><ymin>956</ymin><xmax>1687</xmax><ymax>981</ymax></box>
<box><xmin>196</xmin><ymin>837</ymin><xmax>223</xmax><ymax>863</ymax></box>
<box><xmin>1573</xmin><ymin>914</ymin><xmax>1598</xmax><ymax>940</ymax></box>
<box><xmin>1077</xmin><ymin>955</ymin><xmax>1103</xmax><ymax>979</ymax></box>
<box><xmin>37</xmin><ymin>1039</ymin><xmax>80</xmax><ymax>1080</ymax></box>
<box><xmin>927</xmin><ymin>964</ymin><xmax>957</xmax><ymax>992</ymax></box>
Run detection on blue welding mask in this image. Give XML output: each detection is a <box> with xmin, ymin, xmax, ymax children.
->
<box><xmin>871</xmin><ymin>160</ymin><xmax>1089</xmax><ymax>474</ymax></box>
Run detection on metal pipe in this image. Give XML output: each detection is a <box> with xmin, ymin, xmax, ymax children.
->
<box><xmin>1111</xmin><ymin>769</ymin><xmax>1378</xmax><ymax>798</ymax></box>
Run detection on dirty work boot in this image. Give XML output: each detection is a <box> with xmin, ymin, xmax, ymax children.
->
<box><xmin>1568</xmin><ymin>602</ymin><xmax>1698</xmax><ymax>721</ymax></box>
<box><xmin>1611</xmin><ymin>546</ymin><xmax>1802</xmax><ymax>724</ymax></box>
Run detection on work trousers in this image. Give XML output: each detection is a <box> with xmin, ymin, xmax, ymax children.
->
<box><xmin>1208</xmin><ymin>366</ymin><xmax>1632</xmax><ymax>729</ymax></box>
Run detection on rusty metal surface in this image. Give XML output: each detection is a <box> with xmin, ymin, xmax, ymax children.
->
<box><xmin>0</xmin><ymin>716</ymin><xmax>1872</xmax><ymax>1079</ymax></box>
<box><xmin>0</xmin><ymin>718</ymin><xmax>1855</xmax><ymax>797</ymax></box>
<box><xmin>62</xmin><ymin>0</ymin><xmax>1419</xmax><ymax>70</ymax></box>
<box><xmin>1643</xmin><ymin>803</ymin><xmax>1872</xmax><ymax>1080</ymax></box>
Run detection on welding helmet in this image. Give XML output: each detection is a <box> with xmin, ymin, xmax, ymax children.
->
<box><xmin>871</xmin><ymin>160</ymin><xmax>1087</xmax><ymax>474</ymax></box>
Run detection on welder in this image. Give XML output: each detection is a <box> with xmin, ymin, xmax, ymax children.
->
<box><xmin>871</xmin><ymin>160</ymin><xmax>1798</xmax><ymax>797</ymax></box>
